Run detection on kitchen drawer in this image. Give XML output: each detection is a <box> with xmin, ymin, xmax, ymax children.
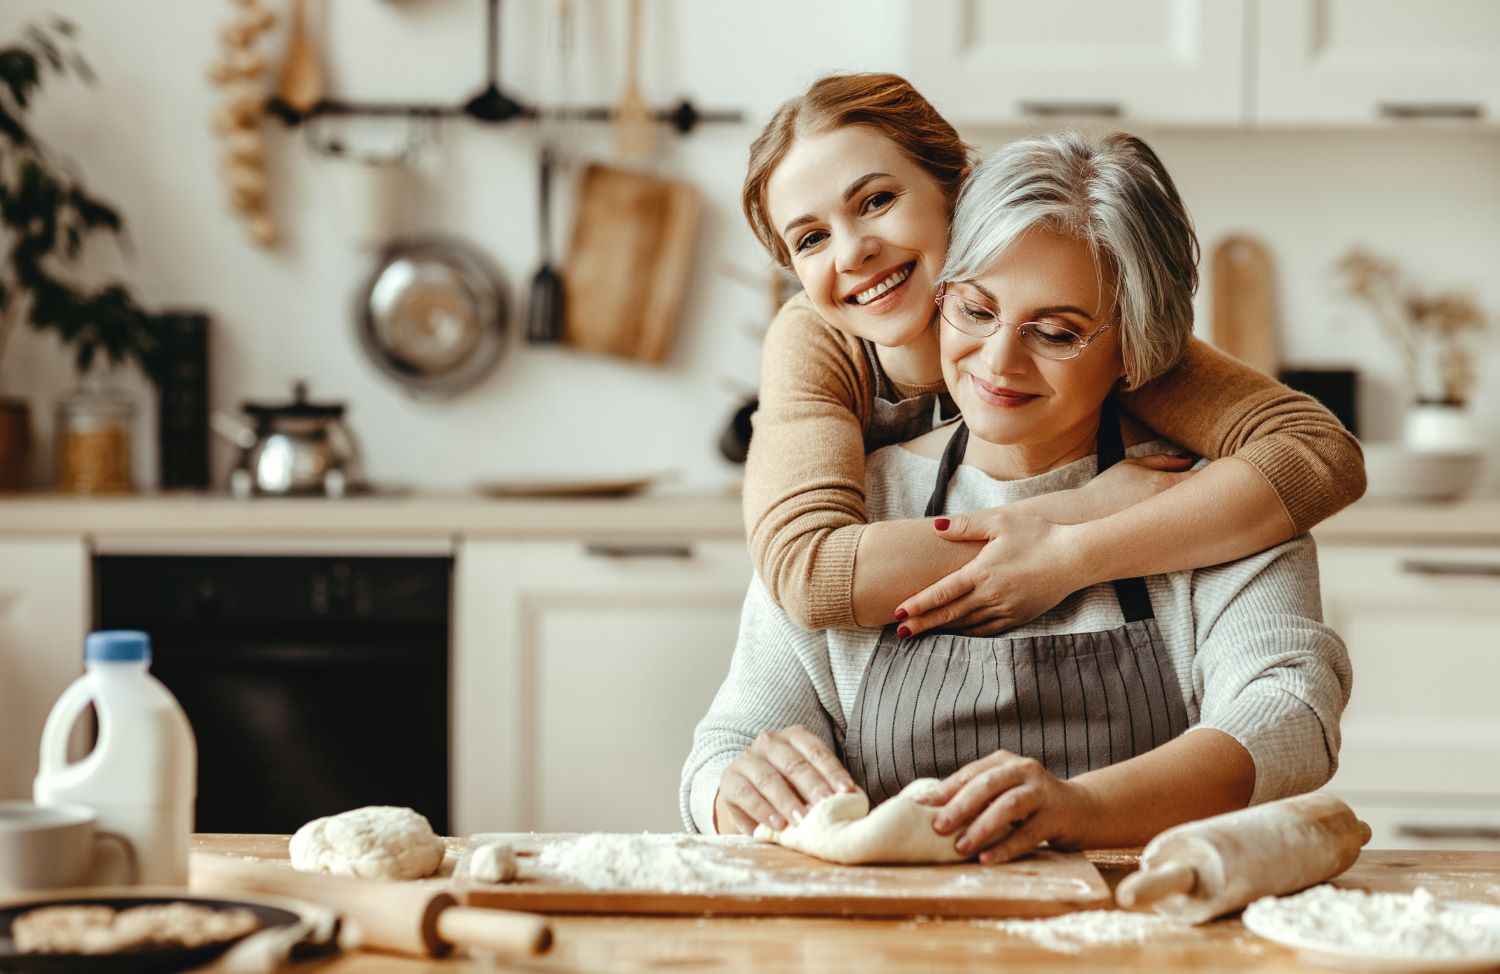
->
<box><xmin>1317</xmin><ymin>543</ymin><xmax>1500</xmax><ymax>799</ymax></box>
<box><xmin>1331</xmin><ymin>792</ymin><xmax>1500</xmax><ymax>851</ymax></box>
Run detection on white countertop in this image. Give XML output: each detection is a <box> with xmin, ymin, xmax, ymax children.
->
<box><xmin>0</xmin><ymin>488</ymin><xmax>746</xmax><ymax>540</ymax></box>
<box><xmin>0</xmin><ymin>489</ymin><xmax>1497</xmax><ymax>545</ymax></box>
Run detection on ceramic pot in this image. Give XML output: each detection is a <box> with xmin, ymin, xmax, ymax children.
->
<box><xmin>1402</xmin><ymin>400</ymin><xmax>1480</xmax><ymax>452</ymax></box>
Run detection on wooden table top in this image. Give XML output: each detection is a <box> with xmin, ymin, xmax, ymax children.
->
<box><xmin>192</xmin><ymin>836</ymin><xmax>1500</xmax><ymax>973</ymax></box>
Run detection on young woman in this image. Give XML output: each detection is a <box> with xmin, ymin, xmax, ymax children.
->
<box><xmin>739</xmin><ymin>73</ymin><xmax>1366</xmax><ymax>638</ymax></box>
<box><xmin>684</xmin><ymin>132</ymin><xmax>1352</xmax><ymax>862</ymax></box>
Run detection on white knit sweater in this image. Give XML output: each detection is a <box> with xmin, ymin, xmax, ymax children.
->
<box><xmin>682</xmin><ymin>438</ymin><xmax>1353</xmax><ymax>834</ymax></box>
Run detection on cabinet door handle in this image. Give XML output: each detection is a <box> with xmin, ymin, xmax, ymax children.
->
<box><xmin>584</xmin><ymin>542</ymin><xmax>694</xmax><ymax>560</ymax></box>
<box><xmin>1019</xmin><ymin>100</ymin><xmax>1122</xmax><ymax>119</ymax></box>
<box><xmin>1397</xmin><ymin>823</ymin><xmax>1500</xmax><ymax>841</ymax></box>
<box><xmin>1400</xmin><ymin>559</ymin><xmax>1500</xmax><ymax>578</ymax></box>
<box><xmin>1378</xmin><ymin>102</ymin><xmax>1483</xmax><ymax>121</ymax></box>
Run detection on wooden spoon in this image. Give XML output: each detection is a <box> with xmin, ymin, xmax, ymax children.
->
<box><xmin>276</xmin><ymin>0</ymin><xmax>324</xmax><ymax>115</ymax></box>
<box><xmin>613</xmin><ymin>0</ymin><xmax>654</xmax><ymax>159</ymax></box>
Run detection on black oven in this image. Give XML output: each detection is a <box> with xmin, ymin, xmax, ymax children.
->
<box><xmin>93</xmin><ymin>551</ymin><xmax>451</xmax><ymax>835</ymax></box>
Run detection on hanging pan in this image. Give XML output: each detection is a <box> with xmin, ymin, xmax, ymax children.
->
<box><xmin>356</xmin><ymin>236</ymin><xmax>509</xmax><ymax>400</ymax></box>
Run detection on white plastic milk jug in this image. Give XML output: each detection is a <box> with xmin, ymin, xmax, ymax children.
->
<box><xmin>34</xmin><ymin>630</ymin><xmax>197</xmax><ymax>886</ymax></box>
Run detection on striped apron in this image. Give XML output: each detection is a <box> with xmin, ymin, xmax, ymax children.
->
<box><xmin>844</xmin><ymin>397</ymin><xmax>1192</xmax><ymax>806</ymax></box>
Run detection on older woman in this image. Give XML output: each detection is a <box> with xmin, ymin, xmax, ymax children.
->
<box><xmin>682</xmin><ymin>131</ymin><xmax>1352</xmax><ymax>864</ymax></box>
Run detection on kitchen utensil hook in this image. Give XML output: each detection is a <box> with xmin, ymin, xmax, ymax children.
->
<box><xmin>463</xmin><ymin>0</ymin><xmax>526</xmax><ymax>123</ymax></box>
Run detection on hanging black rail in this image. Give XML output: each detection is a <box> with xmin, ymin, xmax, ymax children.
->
<box><xmin>266</xmin><ymin>0</ymin><xmax>742</xmax><ymax>134</ymax></box>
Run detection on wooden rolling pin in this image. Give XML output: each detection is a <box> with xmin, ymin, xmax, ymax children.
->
<box><xmin>1115</xmin><ymin>794</ymin><xmax>1372</xmax><ymax>925</ymax></box>
<box><xmin>190</xmin><ymin>852</ymin><xmax>552</xmax><ymax>959</ymax></box>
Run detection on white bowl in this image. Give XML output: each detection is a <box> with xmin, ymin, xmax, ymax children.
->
<box><xmin>1362</xmin><ymin>444</ymin><xmax>1483</xmax><ymax>503</ymax></box>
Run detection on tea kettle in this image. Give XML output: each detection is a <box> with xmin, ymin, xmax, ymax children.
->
<box><xmin>211</xmin><ymin>381</ymin><xmax>364</xmax><ymax>498</ymax></box>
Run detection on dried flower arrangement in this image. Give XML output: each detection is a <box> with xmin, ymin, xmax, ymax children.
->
<box><xmin>1335</xmin><ymin>248</ymin><xmax>1486</xmax><ymax>405</ymax></box>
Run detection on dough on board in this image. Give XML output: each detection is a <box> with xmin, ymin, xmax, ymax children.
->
<box><xmin>753</xmin><ymin>778</ymin><xmax>966</xmax><ymax>865</ymax></box>
<box><xmin>290</xmin><ymin>805</ymin><xmax>445</xmax><ymax>880</ymax></box>
<box><xmin>467</xmin><ymin>841</ymin><xmax>519</xmax><ymax>883</ymax></box>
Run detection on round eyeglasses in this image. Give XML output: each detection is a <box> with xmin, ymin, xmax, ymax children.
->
<box><xmin>935</xmin><ymin>283</ymin><xmax>1113</xmax><ymax>361</ymax></box>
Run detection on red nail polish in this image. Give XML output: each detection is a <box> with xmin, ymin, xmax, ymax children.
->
<box><xmin>894</xmin><ymin>608</ymin><xmax>908</xmax><ymax>621</ymax></box>
<box><xmin>897</xmin><ymin>625</ymin><xmax>911</xmax><ymax>639</ymax></box>
<box><xmin>934</xmin><ymin>518</ymin><xmax>950</xmax><ymax>531</ymax></box>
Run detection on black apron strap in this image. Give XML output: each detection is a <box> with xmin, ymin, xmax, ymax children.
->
<box><xmin>923</xmin><ymin>422</ymin><xmax>968</xmax><ymax>519</ymax></box>
<box><xmin>1095</xmin><ymin>396</ymin><xmax>1156</xmax><ymax>624</ymax></box>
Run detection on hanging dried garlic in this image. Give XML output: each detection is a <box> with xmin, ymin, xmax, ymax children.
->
<box><xmin>207</xmin><ymin>0</ymin><xmax>278</xmax><ymax>246</ymax></box>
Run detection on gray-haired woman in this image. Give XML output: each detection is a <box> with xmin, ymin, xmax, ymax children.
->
<box><xmin>683</xmin><ymin>131</ymin><xmax>1352</xmax><ymax>863</ymax></box>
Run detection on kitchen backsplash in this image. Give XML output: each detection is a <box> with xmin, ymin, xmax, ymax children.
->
<box><xmin>1</xmin><ymin>0</ymin><xmax>1497</xmax><ymax>493</ymax></box>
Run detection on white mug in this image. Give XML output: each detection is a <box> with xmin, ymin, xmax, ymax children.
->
<box><xmin>0</xmin><ymin>801</ymin><xmax>137</xmax><ymax>894</ymax></box>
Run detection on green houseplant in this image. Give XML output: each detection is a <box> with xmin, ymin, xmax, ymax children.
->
<box><xmin>0</xmin><ymin>18</ymin><xmax>165</xmax><ymax>490</ymax></box>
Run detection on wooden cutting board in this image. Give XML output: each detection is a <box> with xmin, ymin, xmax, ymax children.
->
<box><xmin>563</xmin><ymin>163</ymin><xmax>700</xmax><ymax>364</ymax></box>
<box><xmin>1210</xmin><ymin>234</ymin><xmax>1278</xmax><ymax>374</ymax></box>
<box><xmin>456</xmin><ymin>832</ymin><xmax>1112</xmax><ymax>919</ymax></box>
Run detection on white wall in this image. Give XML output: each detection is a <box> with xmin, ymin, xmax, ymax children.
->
<box><xmin>2</xmin><ymin>1</ymin><xmax>1497</xmax><ymax>492</ymax></box>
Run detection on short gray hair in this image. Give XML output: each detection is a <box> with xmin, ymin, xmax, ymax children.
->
<box><xmin>939</xmin><ymin>131</ymin><xmax>1199</xmax><ymax>389</ymax></box>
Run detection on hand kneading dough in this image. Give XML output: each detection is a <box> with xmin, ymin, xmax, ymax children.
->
<box><xmin>290</xmin><ymin>805</ymin><xmax>445</xmax><ymax>880</ymax></box>
<box><xmin>753</xmin><ymin>778</ymin><xmax>966</xmax><ymax>865</ymax></box>
<box><xmin>467</xmin><ymin>841</ymin><xmax>518</xmax><ymax>883</ymax></box>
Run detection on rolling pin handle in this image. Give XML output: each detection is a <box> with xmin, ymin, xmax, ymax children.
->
<box><xmin>1116</xmin><ymin>862</ymin><xmax>1196</xmax><ymax>908</ymax></box>
<box><xmin>435</xmin><ymin>905</ymin><xmax>554</xmax><ymax>957</ymax></box>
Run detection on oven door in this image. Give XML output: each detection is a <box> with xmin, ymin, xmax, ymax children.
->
<box><xmin>94</xmin><ymin>546</ymin><xmax>451</xmax><ymax>835</ymax></box>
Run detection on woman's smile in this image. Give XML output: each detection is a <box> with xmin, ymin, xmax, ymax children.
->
<box><xmin>845</xmin><ymin>261</ymin><xmax>916</xmax><ymax>310</ymax></box>
<box><xmin>967</xmin><ymin>373</ymin><xmax>1039</xmax><ymax>408</ymax></box>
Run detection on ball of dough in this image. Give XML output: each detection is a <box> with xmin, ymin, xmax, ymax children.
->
<box><xmin>290</xmin><ymin>806</ymin><xmax>445</xmax><ymax>880</ymax></box>
<box><xmin>466</xmin><ymin>842</ymin><xmax>518</xmax><ymax>883</ymax></box>
<box><xmin>754</xmin><ymin>778</ymin><xmax>964</xmax><ymax>865</ymax></box>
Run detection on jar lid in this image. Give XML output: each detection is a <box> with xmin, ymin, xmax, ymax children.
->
<box><xmin>242</xmin><ymin>381</ymin><xmax>345</xmax><ymax>421</ymax></box>
<box><xmin>85</xmin><ymin>630</ymin><xmax>151</xmax><ymax>662</ymax></box>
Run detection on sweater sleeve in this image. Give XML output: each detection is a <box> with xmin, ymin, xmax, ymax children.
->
<box><xmin>1188</xmin><ymin>535</ymin><xmax>1354</xmax><ymax>804</ymax></box>
<box><xmin>679</xmin><ymin>575</ymin><xmax>843</xmax><ymax>834</ymax></box>
<box><xmin>1118</xmin><ymin>338</ymin><xmax>1367</xmax><ymax>533</ymax></box>
<box><xmin>742</xmin><ymin>295</ymin><xmax>875</xmax><ymax>630</ymax></box>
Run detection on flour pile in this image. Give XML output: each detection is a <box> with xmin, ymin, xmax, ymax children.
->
<box><xmin>1244</xmin><ymin>885</ymin><xmax>1500</xmax><ymax>958</ymax></box>
<box><xmin>535</xmin><ymin>833</ymin><xmax>758</xmax><ymax>892</ymax></box>
<box><xmin>985</xmin><ymin>911</ymin><xmax>1187</xmax><ymax>953</ymax></box>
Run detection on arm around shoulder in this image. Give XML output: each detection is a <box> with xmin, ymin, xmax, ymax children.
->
<box><xmin>742</xmin><ymin>295</ymin><xmax>877</xmax><ymax>629</ymax></box>
<box><xmin>1120</xmin><ymin>338</ymin><xmax>1367</xmax><ymax>533</ymax></box>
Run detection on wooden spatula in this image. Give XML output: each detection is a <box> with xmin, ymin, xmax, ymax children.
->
<box><xmin>1210</xmin><ymin>234</ymin><xmax>1278</xmax><ymax>374</ymax></box>
<box><xmin>276</xmin><ymin>0</ymin><xmax>324</xmax><ymax>115</ymax></box>
<box><xmin>613</xmin><ymin>0</ymin><xmax>654</xmax><ymax>159</ymax></box>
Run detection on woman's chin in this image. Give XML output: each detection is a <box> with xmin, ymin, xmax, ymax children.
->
<box><xmin>836</xmin><ymin>308</ymin><xmax>932</xmax><ymax>348</ymax></box>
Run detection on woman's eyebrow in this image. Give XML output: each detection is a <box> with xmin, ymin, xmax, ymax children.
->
<box><xmin>779</xmin><ymin>172</ymin><xmax>894</xmax><ymax>238</ymax></box>
<box><xmin>964</xmin><ymin>283</ymin><xmax>1098</xmax><ymax>320</ymax></box>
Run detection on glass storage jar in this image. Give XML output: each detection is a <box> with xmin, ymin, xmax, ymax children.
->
<box><xmin>56</xmin><ymin>393</ymin><xmax>134</xmax><ymax>494</ymax></box>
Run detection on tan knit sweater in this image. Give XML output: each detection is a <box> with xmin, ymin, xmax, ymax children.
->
<box><xmin>745</xmin><ymin>293</ymin><xmax>1367</xmax><ymax>630</ymax></box>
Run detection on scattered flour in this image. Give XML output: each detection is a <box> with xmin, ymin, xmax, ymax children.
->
<box><xmin>535</xmin><ymin>833</ymin><xmax>760</xmax><ymax>893</ymax></box>
<box><xmin>1243</xmin><ymin>885</ymin><xmax>1500</xmax><ymax>959</ymax></box>
<box><xmin>983</xmin><ymin>911</ymin><xmax>1189</xmax><ymax>953</ymax></box>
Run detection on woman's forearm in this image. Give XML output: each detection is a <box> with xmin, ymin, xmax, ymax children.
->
<box><xmin>851</xmin><ymin>519</ymin><xmax>980</xmax><ymax>626</ymax></box>
<box><xmin>1061</xmin><ymin>457</ymin><xmax>1294</xmax><ymax>586</ymax></box>
<box><xmin>1069</xmin><ymin>728</ymin><xmax>1256</xmax><ymax>848</ymax></box>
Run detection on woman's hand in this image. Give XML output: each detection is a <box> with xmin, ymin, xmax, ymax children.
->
<box><xmin>893</xmin><ymin>453</ymin><xmax>1195</xmax><ymax>637</ymax></box>
<box><xmin>919</xmin><ymin>751</ymin><xmax>1101</xmax><ymax>864</ymax></box>
<box><xmin>893</xmin><ymin>507</ymin><xmax>1080</xmax><ymax>637</ymax></box>
<box><xmin>713</xmin><ymin>725</ymin><xmax>857</xmax><ymax>836</ymax></box>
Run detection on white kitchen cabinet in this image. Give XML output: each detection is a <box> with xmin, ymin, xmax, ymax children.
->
<box><xmin>0</xmin><ymin>538</ymin><xmax>89</xmax><ymax>800</ymax></box>
<box><xmin>1256</xmin><ymin>0</ymin><xmax>1500</xmax><ymax>126</ymax></box>
<box><xmin>453</xmin><ymin>538</ymin><xmax>751</xmax><ymax>835</ymax></box>
<box><xmin>1316</xmin><ymin>540</ymin><xmax>1500</xmax><ymax>847</ymax></box>
<box><xmin>906</xmin><ymin>0</ymin><xmax>1248</xmax><ymax>126</ymax></box>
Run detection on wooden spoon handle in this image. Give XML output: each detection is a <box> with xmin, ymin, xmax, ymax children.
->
<box><xmin>1116</xmin><ymin>862</ymin><xmax>1196</xmax><ymax>908</ymax></box>
<box><xmin>435</xmin><ymin>905</ymin><xmax>553</xmax><ymax>957</ymax></box>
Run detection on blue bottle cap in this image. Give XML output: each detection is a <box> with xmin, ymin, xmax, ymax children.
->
<box><xmin>85</xmin><ymin>630</ymin><xmax>152</xmax><ymax>663</ymax></box>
